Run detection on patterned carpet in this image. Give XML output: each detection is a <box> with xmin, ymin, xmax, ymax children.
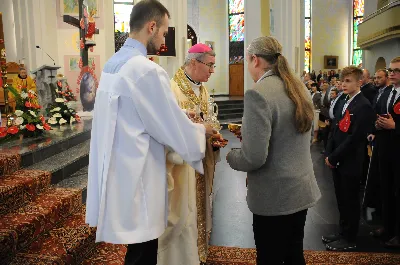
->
<box><xmin>207</xmin><ymin>246</ymin><xmax>400</xmax><ymax>265</ymax></box>
<box><xmin>0</xmin><ymin>152</ymin><xmax>123</xmax><ymax>264</ymax></box>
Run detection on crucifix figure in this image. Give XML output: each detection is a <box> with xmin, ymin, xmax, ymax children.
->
<box><xmin>63</xmin><ymin>0</ymin><xmax>99</xmax><ymax>68</ymax></box>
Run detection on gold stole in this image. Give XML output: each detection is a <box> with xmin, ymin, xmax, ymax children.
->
<box><xmin>172</xmin><ymin>68</ymin><xmax>208</xmax><ymax>115</ymax></box>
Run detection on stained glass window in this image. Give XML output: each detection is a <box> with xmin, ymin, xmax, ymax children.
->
<box><xmin>352</xmin><ymin>0</ymin><xmax>364</xmax><ymax>66</ymax></box>
<box><xmin>229</xmin><ymin>14</ymin><xmax>245</xmax><ymax>42</ymax></box>
<box><xmin>304</xmin><ymin>0</ymin><xmax>311</xmax><ymax>72</ymax></box>
<box><xmin>114</xmin><ymin>3</ymin><xmax>133</xmax><ymax>33</ymax></box>
<box><xmin>229</xmin><ymin>0</ymin><xmax>244</xmax><ymax>14</ymax></box>
<box><xmin>228</xmin><ymin>0</ymin><xmax>244</xmax><ymax>62</ymax></box>
<box><xmin>114</xmin><ymin>1</ymin><xmax>134</xmax><ymax>52</ymax></box>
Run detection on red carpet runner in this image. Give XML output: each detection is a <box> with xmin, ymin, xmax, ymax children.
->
<box><xmin>0</xmin><ymin>153</ymin><xmax>127</xmax><ymax>264</ymax></box>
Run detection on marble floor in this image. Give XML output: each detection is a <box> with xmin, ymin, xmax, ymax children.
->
<box><xmin>210</xmin><ymin>130</ymin><xmax>398</xmax><ymax>253</ymax></box>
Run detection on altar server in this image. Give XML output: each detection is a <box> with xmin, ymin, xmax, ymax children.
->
<box><xmin>85</xmin><ymin>1</ymin><xmax>215</xmax><ymax>265</ymax></box>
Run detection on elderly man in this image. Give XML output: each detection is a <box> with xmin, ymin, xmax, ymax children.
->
<box><xmin>157</xmin><ymin>43</ymin><xmax>220</xmax><ymax>265</ymax></box>
<box><xmin>361</xmin><ymin>69</ymin><xmax>377</xmax><ymax>104</ymax></box>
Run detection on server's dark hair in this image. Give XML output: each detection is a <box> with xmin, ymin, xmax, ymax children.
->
<box><xmin>129</xmin><ymin>0</ymin><xmax>170</xmax><ymax>33</ymax></box>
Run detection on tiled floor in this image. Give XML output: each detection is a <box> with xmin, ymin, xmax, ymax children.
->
<box><xmin>210</xmin><ymin>130</ymin><xmax>399</xmax><ymax>253</ymax></box>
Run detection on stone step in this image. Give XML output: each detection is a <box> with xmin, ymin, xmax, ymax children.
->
<box><xmin>218</xmin><ymin>113</ymin><xmax>243</xmax><ymax>120</ymax></box>
<box><xmin>0</xmin><ymin>188</ymin><xmax>82</xmax><ymax>264</ymax></box>
<box><xmin>26</xmin><ymin>140</ymin><xmax>90</xmax><ymax>185</ymax></box>
<box><xmin>0</xmin><ymin>170</ymin><xmax>51</xmax><ymax>216</ymax></box>
<box><xmin>11</xmin><ymin>206</ymin><xmax>96</xmax><ymax>265</ymax></box>
<box><xmin>0</xmin><ymin>118</ymin><xmax>92</xmax><ymax>168</ymax></box>
<box><xmin>218</xmin><ymin>108</ymin><xmax>243</xmax><ymax>115</ymax></box>
<box><xmin>82</xmin><ymin>242</ymin><xmax>127</xmax><ymax>265</ymax></box>
<box><xmin>214</xmin><ymin>100</ymin><xmax>244</xmax><ymax>106</ymax></box>
<box><xmin>217</xmin><ymin>103</ymin><xmax>244</xmax><ymax>110</ymax></box>
<box><xmin>56</xmin><ymin>166</ymin><xmax>88</xmax><ymax>204</ymax></box>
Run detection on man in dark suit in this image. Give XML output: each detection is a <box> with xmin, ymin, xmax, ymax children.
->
<box><xmin>363</xmin><ymin>70</ymin><xmax>393</xmax><ymax>232</ymax></box>
<box><xmin>323</xmin><ymin>66</ymin><xmax>375</xmax><ymax>251</ymax></box>
<box><xmin>361</xmin><ymin>69</ymin><xmax>377</xmax><ymax>104</ymax></box>
<box><xmin>376</xmin><ymin>57</ymin><xmax>400</xmax><ymax>248</ymax></box>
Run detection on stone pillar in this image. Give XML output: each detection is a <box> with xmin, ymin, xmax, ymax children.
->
<box><xmin>244</xmin><ymin>0</ymin><xmax>301</xmax><ymax>91</ymax></box>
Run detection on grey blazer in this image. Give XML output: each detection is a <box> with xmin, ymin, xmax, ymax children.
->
<box><xmin>227</xmin><ymin>72</ymin><xmax>321</xmax><ymax>216</ymax></box>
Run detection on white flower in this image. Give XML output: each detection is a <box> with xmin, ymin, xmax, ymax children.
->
<box><xmin>64</xmin><ymin>110</ymin><xmax>68</xmax><ymax>113</ymax></box>
<box><xmin>48</xmin><ymin>118</ymin><xmax>58</xmax><ymax>125</ymax></box>
<box><xmin>70</xmin><ymin>117</ymin><xmax>76</xmax><ymax>124</ymax></box>
<box><xmin>36</xmin><ymin>124</ymin><xmax>43</xmax><ymax>130</ymax></box>
<box><xmin>55</xmin><ymin>89</ymin><xmax>60</xmax><ymax>93</ymax></box>
<box><xmin>50</xmin><ymin>107</ymin><xmax>61</xmax><ymax>112</ymax></box>
<box><xmin>21</xmin><ymin>92</ymin><xmax>28</xmax><ymax>99</ymax></box>
<box><xmin>15</xmin><ymin>117</ymin><xmax>24</xmax><ymax>125</ymax></box>
<box><xmin>55</xmin><ymin>98</ymin><xmax>64</xmax><ymax>103</ymax></box>
<box><xmin>29</xmin><ymin>110</ymin><xmax>36</xmax><ymax>117</ymax></box>
<box><xmin>28</xmin><ymin>90</ymin><xmax>36</xmax><ymax>95</ymax></box>
<box><xmin>19</xmin><ymin>125</ymin><xmax>25</xmax><ymax>130</ymax></box>
<box><xmin>15</xmin><ymin>110</ymin><xmax>23</xmax><ymax>116</ymax></box>
<box><xmin>59</xmin><ymin>118</ymin><xmax>67</xmax><ymax>125</ymax></box>
<box><xmin>53</xmin><ymin>113</ymin><xmax>62</xmax><ymax>118</ymax></box>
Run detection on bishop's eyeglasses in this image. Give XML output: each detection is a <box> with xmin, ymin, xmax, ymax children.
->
<box><xmin>196</xmin><ymin>59</ymin><xmax>216</xmax><ymax>69</ymax></box>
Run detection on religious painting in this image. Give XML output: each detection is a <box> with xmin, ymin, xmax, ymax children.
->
<box><xmin>324</xmin><ymin>56</ymin><xmax>339</xmax><ymax>69</ymax></box>
<box><xmin>69</xmin><ymin>57</ymin><xmax>79</xmax><ymax>71</ymax></box>
<box><xmin>205</xmin><ymin>41</ymin><xmax>215</xmax><ymax>50</ymax></box>
<box><xmin>60</xmin><ymin>0</ymin><xmax>99</xmax><ymax>17</ymax></box>
<box><xmin>78</xmin><ymin>67</ymin><xmax>98</xmax><ymax>112</ymax></box>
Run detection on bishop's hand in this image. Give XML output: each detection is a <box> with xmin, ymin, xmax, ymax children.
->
<box><xmin>204</xmin><ymin>124</ymin><xmax>218</xmax><ymax>138</ymax></box>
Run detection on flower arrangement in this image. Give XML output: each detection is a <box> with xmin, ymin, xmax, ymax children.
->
<box><xmin>56</xmin><ymin>80</ymin><xmax>77</xmax><ymax>102</ymax></box>
<box><xmin>46</xmin><ymin>80</ymin><xmax>80</xmax><ymax>126</ymax></box>
<box><xmin>0</xmin><ymin>85</ymin><xmax>51</xmax><ymax>141</ymax></box>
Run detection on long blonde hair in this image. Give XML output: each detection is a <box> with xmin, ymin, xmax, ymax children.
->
<box><xmin>247</xmin><ymin>36</ymin><xmax>314</xmax><ymax>133</ymax></box>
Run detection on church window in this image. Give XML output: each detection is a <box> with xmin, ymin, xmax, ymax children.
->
<box><xmin>304</xmin><ymin>0</ymin><xmax>311</xmax><ymax>72</ymax></box>
<box><xmin>352</xmin><ymin>0</ymin><xmax>364</xmax><ymax>66</ymax></box>
<box><xmin>228</xmin><ymin>0</ymin><xmax>244</xmax><ymax>63</ymax></box>
<box><xmin>114</xmin><ymin>0</ymin><xmax>134</xmax><ymax>52</ymax></box>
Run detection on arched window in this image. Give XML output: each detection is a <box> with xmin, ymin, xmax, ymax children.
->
<box><xmin>228</xmin><ymin>0</ymin><xmax>244</xmax><ymax>64</ymax></box>
<box><xmin>114</xmin><ymin>0</ymin><xmax>134</xmax><ymax>52</ymax></box>
<box><xmin>352</xmin><ymin>0</ymin><xmax>364</xmax><ymax>66</ymax></box>
<box><xmin>304</xmin><ymin>0</ymin><xmax>311</xmax><ymax>72</ymax></box>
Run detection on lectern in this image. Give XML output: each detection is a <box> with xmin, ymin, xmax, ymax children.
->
<box><xmin>31</xmin><ymin>65</ymin><xmax>60</xmax><ymax>112</ymax></box>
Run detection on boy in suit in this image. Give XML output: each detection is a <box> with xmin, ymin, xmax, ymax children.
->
<box><xmin>376</xmin><ymin>56</ymin><xmax>400</xmax><ymax>248</ymax></box>
<box><xmin>323</xmin><ymin>66</ymin><xmax>375</xmax><ymax>251</ymax></box>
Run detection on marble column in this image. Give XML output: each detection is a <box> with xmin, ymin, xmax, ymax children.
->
<box><xmin>244</xmin><ymin>0</ymin><xmax>301</xmax><ymax>91</ymax></box>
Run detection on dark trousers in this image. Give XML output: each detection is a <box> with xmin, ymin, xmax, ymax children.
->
<box><xmin>124</xmin><ymin>239</ymin><xmax>158</xmax><ymax>265</ymax></box>
<box><xmin>332</xmin><ymin>169</ymin><xmax>361</xmax><ymax>242</ymax></box>
<box><xmin>253</xmin><ymin>210</ymin><xmax>307</xmax><ymax>265</ymax></box>
<box><xmin>377</xmin><ymin>134</ymin><xmax>397</xmax><ymax>237</ymax></box>
<box><xmin>322</xmin><ymin>124</ymin><xmax>331</xmax><ymax>150</ymax></box>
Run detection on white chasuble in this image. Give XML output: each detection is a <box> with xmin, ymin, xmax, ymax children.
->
<box><xmin>157</xmin><ymin>68</ymin><xmax>220</xmax><ymax>265</ymax></box>
<box><xmin>86</xmin><ymin>42</ymin><xmax>207</xmax><ymax>245</ymax></box>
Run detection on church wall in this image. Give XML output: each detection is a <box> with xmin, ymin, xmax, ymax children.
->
<box><xmin>311</xmin><ymin>0</ymin><xmax>352</xmax><ymax>72</ymax></box>
<box><xmin>364</xmin><ymin>0</ymin><xmax>378</xmax><ymax>16</ymax></box>
<box><xmin>364</xmin><ymin>39</ymin><xmax>400</xmax><ymax>74</ymax></box>
<box><xmin>0</xmin><ymin>0</ymin><xmax>17</xmax><ymax>62</ymax></box>
<box><xmin>198</xmin><ymin>0</ymin><xmax>229</xmax><ymax>95</ymax></box>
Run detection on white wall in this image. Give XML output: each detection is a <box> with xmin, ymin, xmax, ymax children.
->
<box><xmin>198</xmin><ymin>0</ymin><xmax>229</xmax><ymax>95</ymax></box>
<box><xmin>311</xmin><ymin>0</ymin><xmax>351</xmax><ymax>71</ymax></box>
<box><xmin>0</xmin><ymin>0</ymin><xmax>17</xmax><ymax>62</ymax></box>
<box><xmin>364</xmin><ymin>39</ymin><xmax>400</xmax><ymax>73</ymax></box>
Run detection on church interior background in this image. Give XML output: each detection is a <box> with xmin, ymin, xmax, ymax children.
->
<box><xmin>0</xmin><ymin>0</ymin><xmax>399</xmax><ymax>264</ymax></box>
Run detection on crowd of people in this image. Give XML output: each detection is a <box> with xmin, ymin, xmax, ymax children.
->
<box><xmin>304</xmin><ymin>61</ymin><xmax>400</xmax><ymax>251</ymax></box>
<box><xmin>84</xmin><ymin>0</ymin><xmax>400</xmax><ymax>264</ymax></box>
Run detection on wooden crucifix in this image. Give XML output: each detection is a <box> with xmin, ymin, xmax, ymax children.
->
<box><xmin>63</xmin><ymin>0</ymin><xmax>99</xmax><ymax>67</ymax></box>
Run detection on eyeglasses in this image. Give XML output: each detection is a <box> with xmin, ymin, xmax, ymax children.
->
<box><xmin>387</xmin><ymin>68</ymin><xmax>400</xmax><ymax>74</ymax></box>
<box><xmin>196</xmin><ymin>59</ymin><xmax>216</xmax><ymax>69</ymax></box>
